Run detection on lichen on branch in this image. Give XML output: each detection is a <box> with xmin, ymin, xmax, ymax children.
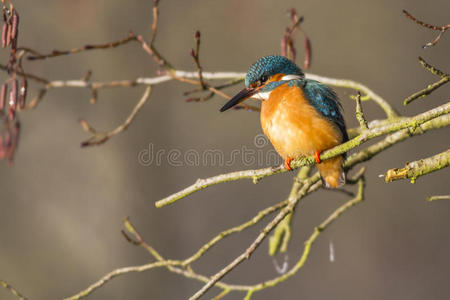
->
<box><xmin>385</xmin><ymin>149</ymin><xmax>450</xmax><ymax>183</ymax></box>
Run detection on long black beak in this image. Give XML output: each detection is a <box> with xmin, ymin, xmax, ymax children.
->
<box><xmin>220</xmin><ymin>87</ymin><xmax>256</xmax><ymax>112</ymax></box>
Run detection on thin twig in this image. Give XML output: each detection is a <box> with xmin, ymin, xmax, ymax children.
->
<box><xmin>0</xmin><ymin>280</ymin><xmax>28</xmax><ymax>300</ymax></box>
<box><xmin>355</xmin><ymin>92</ymin><xmax>368</xmax><ymax>130</ymax></box>
<box><xmin>79</xmin><ymin>86</ymin><xmax>151</xmax><ymax>147</ymax></box>
<box><xmin>183</xmin><ymin>200</ymin><xmax>288</xmax><ymax>266</ymax></box>
<box><xmin>191</xmin><ymin>31</ymin><xmax>207</xmax><ymax>89</ymax></box>
<box><xmin>0</xmin><ymin>62</ymin><xmax>48</xmax><ymax>84</ymax></box>
<box><xmin>403</xmin><ymin>9</ymin><xmax>450</xmax><ymax>48</ymax></box>
<box><xmin>135</xmin><ymin>34</ymin><xmax>173</xmax><ymax>71</ymax></box>
<box><xmin>25</xmin><ymin>32</ymin><xmax>137</xmax><ymax>60</ymax></box>
<box><xmin>403</xmin><ymin>57</ymin><xmax>449</xmax><ymax>106</ymax></box>
<box><xmin>150</xmin><ymin>0</ymin><xmax>159</xmax><ymax>45</ymax></box>
<box><xmin>418</xmin><ymin>56</ymin><xmax>447</xmax><ymax>77</ymax></box>
<box><xmin>63</xmin><ymin>261</ymin><xmax>181</xmax><ymax>300</ymax></box>
<box><xmin>184</xmin><ymin>78</ymin><xmax>244</xmax><ymax>96</ymax></box>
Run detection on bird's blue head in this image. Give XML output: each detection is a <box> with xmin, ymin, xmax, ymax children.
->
<box><xmin>245</xmin><ymin>55</ymin><xmax>304</xmax><ymax>87</ymax></box>
<box><xmin>220</xmin><ymin>55</ymin><xmax>304</xmax><ymax>112</ymax></box>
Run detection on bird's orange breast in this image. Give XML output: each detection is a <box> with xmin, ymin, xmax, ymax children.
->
<box><xmin>260</xmin><ymin>83</ymin><xmax>343</xmax><ymax>160</ymax></box>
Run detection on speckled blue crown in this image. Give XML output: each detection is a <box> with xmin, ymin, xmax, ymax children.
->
<box><xmin>245</xmin><ymin>55</ymin><xmax>304</xmax><ymax>87</ymax></box>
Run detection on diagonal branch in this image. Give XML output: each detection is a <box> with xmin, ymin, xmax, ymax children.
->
<box><xmin>403</xmin><ymin>57</ymin><xmax>449</xmax><ymax>106</ymax></box>
<box><xmin>189</xmin><ymin>175</ymin><xmax>320</xmax><ymax>300</ymax></box>
<box><xmin>269</xmin><ymin>166</ymin><xmax>311</xmax><ymax>256</ymax></box>
<box><xmin>155</xmin><ymin>103</ymin><xmax>449</xmax><ymax>208</ymax></box>
<box><xmin>79</xmin><ymin>86</ymin><xmax>151</xmax><ymax>147</ymax></box>
<box><xmin>63</xmin><ymin>260</ymin><xmax>181</xmax><ymax>300</ymax></box>
<box><xmin>0</xmin><ymin>280</ymin><xmax>28</xmax><ymax>300</ymax></box>
<box><xmin>244</xmin><ymin>175</ymin><xmax>365</xmax><ymax>299</ymax></box>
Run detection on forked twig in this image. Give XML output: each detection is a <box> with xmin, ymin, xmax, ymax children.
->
<box><xmin>403</xmin><ymin>57</ymin><xmax>449</xmax><ymax>106</ymax></box>
<box><xmin>79</xmin><ymin>86</ymin><xmax>151</xmax><ymax>147</ymax></box>
<box><xmin>403</xmin><ymin>9</ymin><xmax>449</xmax><ymax>48</ymax></box>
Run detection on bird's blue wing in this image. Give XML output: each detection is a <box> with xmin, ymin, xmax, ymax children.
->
<box><xmin>290</xmin><ymin>79</ymin><xmax>348</xmax><ymax>142</ymax></box>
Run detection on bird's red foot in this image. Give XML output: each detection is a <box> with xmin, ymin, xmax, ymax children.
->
<box><xmin>284</xmin><ymin>157</ymin><xmax>293</xmax><ymax>171</ymax></box>
<box><xmin>314</xmin><ymin>150</ymin><xmax>322</xmax><ymax>164</ymax></box>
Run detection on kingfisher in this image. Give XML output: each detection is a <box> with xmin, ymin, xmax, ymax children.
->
<box><xmin>220</xmin><ymin>55</ymin><xmax>348</xmax><ymax>188</ymax></box>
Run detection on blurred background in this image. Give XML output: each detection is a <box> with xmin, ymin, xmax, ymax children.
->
<box><xmin>1</xmin><ymin>0</ymin><xmax>449</xmax><ymax>299</ymax></box>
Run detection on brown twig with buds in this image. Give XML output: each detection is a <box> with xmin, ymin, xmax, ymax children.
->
<box><xmin>191</xmin><ymin>30</ymin><xmax>207</xmax><ymax>89</ymax></box>
<box><xmin>25</xmin><ymin>32</ymin><xmax>137</xmax><ymax>60</ymax></box>
<box><xmin>281</xmin><ymin>9</ymin><xmax>311</xmax><ymax>69</ymax></box>
<box><xmin>281</xmin><ymin>9</ymin><xmax>303</xmax><ymax>62</ymax></box>
<box><xmin>403</xmin><ymin>9</ymin><xmax>449</xmax><ymax>48</ymax></box>
<box><xmin>182</xmin><ymin>30</ymin><xmax>259</xmax><ymax>111</ymax></box>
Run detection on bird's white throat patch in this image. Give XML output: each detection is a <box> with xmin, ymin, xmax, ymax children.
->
<box><xmin>252</xmin><ymin>91</ymin><xmax>271</xmax><ymax>100</ymax></box>
<box><xmin>281</xmin><ymin>75</ymin><xmax>302</xmax><ymax>81</ymax></box>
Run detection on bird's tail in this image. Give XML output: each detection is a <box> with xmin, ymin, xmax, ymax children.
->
<box><xmin>317</xmin><ymin>155</ymin><xmax>345</xmax><ymax>188</ymax></box>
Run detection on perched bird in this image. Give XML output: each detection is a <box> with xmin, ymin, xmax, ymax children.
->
<box><xmin>220</xmin><ymin>55</ymin><xmax>348</xmax><ymax>188</ymax></box>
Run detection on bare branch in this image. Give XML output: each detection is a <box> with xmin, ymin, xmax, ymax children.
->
<box><xmin>427</xmin><ymin>195</ymin><xmax>450</xmax><ymax>201</ymax></box>
<box><xmin>403</xmin><ymin>9</ymin><xmax>449</xmax><ymax>48</ymax></box>
<box><xmin>0</xmin><ymin>280</ymin><xmax>28</xmax><ymax>300</ymax></box>
<box><xmin>269</xmin><ymin>166</ymin><xmax>311</xmax><ymax>256</ymax></box>
<box><xmin>385</xmin><ymin>149</ymin><xmax>450</xmax><ymax>183</ymax></box>
<box><xmin>190</xmin><ymin>30</ymin><xmax>207</xmax><ymax>89</ymax></box>
<box><xmin>149</xmin><ymin>0</ymin><xmax>159</xmax><ymax>45</ymax></box>
<box><xmin>183</xmin><ymin>200</ymin><xmax>289</xmax><ymax>266</ymax></box>
<box><xmin>0</xmin><ymin>63</ymin><xmax>48</xmax><ymax>84</ymax></box>
<box><xmin>404</xmin><ymin>57</ymin><xmax>449</xmax><ymax>106</ymax></box>
<box><xmin>355</xmin><ymin>92</ymin><xmax>368</xmax><ymax>130</ymax></box>
<box><xmin>25</xmin><ymin>32</ymin><xmax>137</xmax><ymax>60</ymax></box>
<box><xmin>79</xmin><ymin>86</ymin><xmax>151</xmax><ymax>147</ymax></box>
<box><xmin>63</xmin><ymin>261</ymin><xmax>180</xmax><ymax>300</ymax></box>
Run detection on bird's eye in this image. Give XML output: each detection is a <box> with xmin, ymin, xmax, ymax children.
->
<box><xmin>260</xmin><ymin>75</ymin><xmax>268</xmax><ymax>85</ymax></box>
